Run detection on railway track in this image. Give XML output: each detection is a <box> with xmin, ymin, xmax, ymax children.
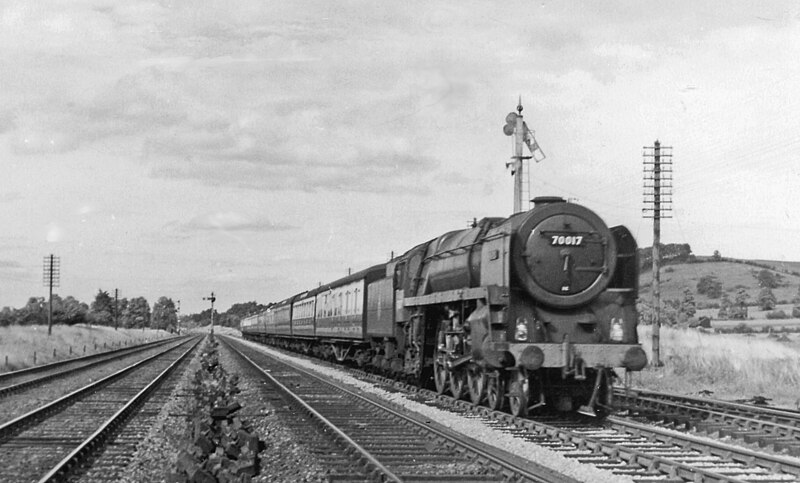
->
<box><xmin>235</xmin><ymin>337</ymin><xmax>800</xmax><ymax>483</ymax></box>
<box><xmin>221</xmin><ymin>335</ymin><xmax>578</xmax><ymax>483</ymax></box>
<box><xmin>414</xmin><ymin>394</ymin><xmax>800</xmax><ymax>482</ymax></box>
<box><xmin>613</xmin><ymin>386</ymin><xmax>800</xmax><ymax>455</ymax></box>
<box><xmin>0</xmin><ymin>338</ymin><xmax>178</xmax><ymax>400</ymax></box>
<box><xmin>0</xmin><ymin>336</ymin><xmax>201</xmax><ymax>483</ymax></box>
<box><xmin>0</xmin><ymin>337</ymin><xmax>190</xmax><ymax>427</ymax></box>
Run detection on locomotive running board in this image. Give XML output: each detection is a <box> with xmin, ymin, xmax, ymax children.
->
<box><xmin>403</xmin><ymin>285</ymin><xmax>509</xmax><ymax>307</ymax></box>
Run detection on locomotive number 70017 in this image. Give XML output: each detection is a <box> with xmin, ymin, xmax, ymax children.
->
<box><xmin>551</xmin><ymin>235</ymin><xmax>583</xmax><ymax>246</ymax></box>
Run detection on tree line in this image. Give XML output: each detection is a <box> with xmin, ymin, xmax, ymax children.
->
<box><xmin>0</xmin><ymin>293</ymin><xmax>270</xmax><ymax>333</ymax></box>
<box><xmin>0</xmin><ymin>290</ymin><xmax>179</xmax><ymax>332</ymax></box>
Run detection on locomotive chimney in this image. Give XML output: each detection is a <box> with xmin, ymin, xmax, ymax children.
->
<box><xmin>532</xmin><ymin>196</ymin><xmax>566</xmax><ymax>206</ymax></box>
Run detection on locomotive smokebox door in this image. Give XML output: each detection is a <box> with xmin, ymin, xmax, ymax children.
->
<box><xmin>512</xmin><ymin>199</ymin><xmax>617</xmax><ymax>308</ymax></box>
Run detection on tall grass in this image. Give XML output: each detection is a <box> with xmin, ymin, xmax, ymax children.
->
<box><xmin>0</xmin><ymin>324</ymin><xmax>172</xmax><ymax>372</ymax></box>
<box><xmin>632</xmin><ymin>325</ymin><xmax>800</xmax><ymax>408</ymax></box>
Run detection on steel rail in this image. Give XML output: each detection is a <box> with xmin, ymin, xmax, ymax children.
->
<box><xmin>223</xmin><ymin>338</ymin><xmax>404</xmax><ymax>483</ymax></box>
<box><xmin>235</xmin><ymin>337</ymin><xmax>797</xmax><ymax>482</ymax></box>
<box><xmin>0</xmin><ymin>337</ymin><xmax>193</xmax><ymax>439</ymax></box>
<box><xmin>224</xmin><ymin>336</ymin><xmax>574</xmax><ymax>483</ymax></box>
<box><xmin>617</xmin><ymin>392</ymin><xmax>800</xmax><ymax>439</ymax></box>
<box><xmin>37</xmin><ymin>336</ymin><xmax>201</xmax><ymax>482</ymax></box>
<box><xmin>312</xmin><ymin>357</ymin><xmax>799</xmax><ymax>482</ymax></box>
<box><xmin>0</xmin><ymin>337</ymin><xmax>184</xmax><ymax>398</ymax></box>
<box><xmin>607</xmin><ymin>416</ymin><xmax>800</xmax><ymax>479</ymax></box>
<box><xmin>614</xmin><ymin>386</ymin><xmax>800</xmax><ymax>422</ymax></box>
<box><xmin>0</xmin><ymin>337</ymin><xmax>178</xmax><ymax>384</ymax></box>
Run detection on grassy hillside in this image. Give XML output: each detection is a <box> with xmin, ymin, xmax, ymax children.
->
<box><xmin>639</xmin><ymin>259</ymin><xmax>800</xmax><ymax>309</ymax></box>
<box><xmin>636</xmin><ymin>255</ymin><xmax>800</xmax><ymax>408</ymax></box>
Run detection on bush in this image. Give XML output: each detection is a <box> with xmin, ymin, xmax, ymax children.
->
<box><xmin>697</xmin><ymin>275</ymin><xmax>723</xmax><ymax>299</ymax></box>
<box><xmin>766</xmin><ymin>310</ymin><xmax>788</xmax><ymax>320</ymax></box>
<box><xmin>758</xmin><ymin>288</ymin><xmax>777</xmax><ymax>311</ymax></box>
<box><xmin>756</xmin><ymin>269</ymin><xmax>779</xmax><ymax>289</ymax></box>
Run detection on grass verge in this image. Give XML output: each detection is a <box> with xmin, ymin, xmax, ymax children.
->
<box><xmin>631</xmin><ymin>325</ymin><xmax>800</xmax><ymax>409</ymax></box>
<box><xmin>0</xmin><ymin>324</ymin><xmax>173</xmax><ymax>372</ymax></box>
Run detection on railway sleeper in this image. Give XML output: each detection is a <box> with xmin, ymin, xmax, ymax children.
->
<box><xmin>692</xmin><ymin>421</ymin><xmax>728</xmax><ymax>434</ymax></box>
<box><xmin>772</xmin><ymin>441</ymin><xmax>800</xmax><ymax>456</ymax></box>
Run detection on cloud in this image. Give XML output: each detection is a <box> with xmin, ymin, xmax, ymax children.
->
<box><xmin>148</xmin><ymin>147</ymin><xmax>438</xmax><ymax>194</ymax></box>
<box><xmin>0</xmin><ymin>260</ymin><xmax>23</xmax><ymax>269</ymax></box>
<box><xmin>0</xmin><ymin>192</ymin><xmax>22</xmax><ymax>203</ymax></box>
<box><xmin>179</xmin><ymin>212</ymin><xmax>296</xmax><ymax>232</ymax></box>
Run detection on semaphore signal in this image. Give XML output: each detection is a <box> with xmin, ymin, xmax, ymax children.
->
<box><xmin>203</xmin><ymin>292</ymin><xmax>216</xmax><ymax>334</ymax></box>
<box><xmin>503</xmin><ymin>98</ymin><xmax>546</xmax><ymax>214</ymax></box>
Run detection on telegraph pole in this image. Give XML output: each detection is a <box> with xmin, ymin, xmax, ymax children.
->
<box><xmin>503</xmin><ymin>98</ymin><xmax>545</xmax><ymax>213</ymax></box>
<box><xmin>114</xmin><ymin>288</ymin><xmax>119</xmax><ymax>330</ymax></box>
<box><xmin>175</xmin><ymin>300</ymin><xmax>181</xmax><ymax>334</ymax></box>
<box><xmin>643</xmin><ymin>140</ymin><xmax>673</xmax><ymax>367</ymax></box>
<box><xmin>42</xmin><ymin>254</ymin><xmax>60</xmax><ymax>336</ymax></box>
<box><xmin>203</xmin><ymin>292</ymin><xmax>216</xmax><ymax>335</ymax></box>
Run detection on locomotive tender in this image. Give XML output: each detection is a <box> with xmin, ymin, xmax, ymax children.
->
<box><xmin>241</xmin><ymin>196</ymin><xmax>647</xmax><ymax>417</ymax></box>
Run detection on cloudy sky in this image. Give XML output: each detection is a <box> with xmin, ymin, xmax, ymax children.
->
<box><xmin>1</xmin><ymin>1</ymin><xmax>799</xmax><ymax>314</ymax></box>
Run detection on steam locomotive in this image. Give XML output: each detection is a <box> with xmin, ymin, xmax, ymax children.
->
<box><xmin>241</xmin><ymin>196</ymin><xmax>647</xmax><ymax>417</ymax></box>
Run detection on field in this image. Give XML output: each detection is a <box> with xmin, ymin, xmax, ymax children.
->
<box><xmin>0</xmin><ymin>324</ymin><xmax>174</xmax><ymax>372</ymax></box>
<box><xmin>630</xmin><ymin>324</ymin><xmax>800</xmax><ymax>409</ymax></box>
<box><xmin>695</xmin><ymin>303</ymin><xmax>800</xmax><ymax>331</ymax></box>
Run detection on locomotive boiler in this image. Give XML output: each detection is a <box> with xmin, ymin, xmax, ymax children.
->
<box><xmin>242</xmin><ymin>196</ymin><xmax>647</xmax><ymax>417</ymax></box>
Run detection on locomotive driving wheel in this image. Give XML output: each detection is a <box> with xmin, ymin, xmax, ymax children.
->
<box><xmin>466</xmin><ymin>364</ymin><xmax>486</xmax><ymax>405</ymax></box>
<box><xmin>508</xmin><ymin>368</ymin><xmax>530</xmax><ymax>417</ymax></box>
<box><xmin>485</xmin><ymin>370</ymin><xmax>506</xmax><ymax>411</ymax></box>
